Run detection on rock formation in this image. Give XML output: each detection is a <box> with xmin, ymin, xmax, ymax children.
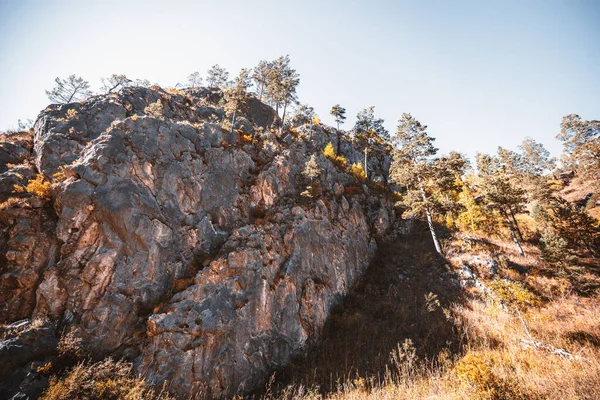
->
<box><xmin>0</xmin><ymin>87</ymin><xmax>394</xmax><ymax>398</ymax></box>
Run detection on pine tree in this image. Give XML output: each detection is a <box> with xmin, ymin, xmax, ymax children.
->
<box><xmin>330</xmin><ymin>104</ymin><xmax>346</xmax><ymax>131</ymax></box>
<box><xmin>390</xmin><ymin>113</ymin><xmax>446</xmax><ymax>256</ymax></box>
<box><xmin>432</xmin><ymin>152</ymin><xmax>469</xmax><ymax>226</ymax></box>
<box><xmin>46</xmin><ymin>75</ymin><xmax>93</xmax><ymax>104</ymax></box>
<box><xmin>222</xmin><ymin>68</ymin><xmax>251</xmax><ymax>133</ymax></box>
<box><xmin>301</xmin><ymin>154</ymin><xmax>322</xmax><ymax>198</ymax></box>
<box><xmin>519</xmin><ymin>138</ymin><xmax>555</xmax><ymax>177</ymax></box>
<box><xmin>100</xmin><ymin>74</ymin><xmax>132</xmax><ymax>93</ymax></box>
<box><xmin>206</xmin><ymin>64</ymin><xmax>229</xmax><ymax>88</ymax></box>
<box><xmin>549</xmin><ymin>197</ymin><xmax>600</xmax><ymax>257</ymax></box>
<box><xmin>330</xmin><ymin>104</ymin><xmax>347</xmax><ymax>153</ymax></box>
<box><xmin>476</xmin><ymin>153</ymin><xmax>528</xmax><ymax>256</ymax></box>
<box><xmin>252</xmin><ymin>60</ymin><xmax>273</xmax><ymax>101</ymax></box>
<box><xmin>353</xmin><ymin>106</ymin><xmax>389</xmax><ymax>179</ymax></box>
<box><xmin>186</xmin><ymin>72</ymin><xmax>203</xmax><ymax>89</ymax></box>
<box><xmin>557</xmin><ymin>114</ymin><xmax>600</xmax><ymax>185</ymax></box>
<box><xmin>265</xmin><ymin>55</ymin><xmax>300</xmax><ymax>131</ymax></box>
<box><xmin>292</xmin><ymin>104</ymin><xmax>315</xmax><ymax>126</ymax></box>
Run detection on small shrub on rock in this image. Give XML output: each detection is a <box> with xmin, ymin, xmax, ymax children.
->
<box><xmin>144</xmin><ymin>100</ymin><xmax>164</xmax><ymax>118</ymax></box>
<box><xmin>14</xmin><ymin>174</ymin><xmax>52</xmax><ymax>200</ymax></box>
<box><xmin>349</xmin><ymin>162</ymin><xmax>366</xmax><ymax>182</ymax></box>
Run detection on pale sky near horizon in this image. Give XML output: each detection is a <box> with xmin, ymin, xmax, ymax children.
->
<box><xmin>0</xmin><ymin>0</ymin><xmax>599</xmax><ymax>159</ymax></box>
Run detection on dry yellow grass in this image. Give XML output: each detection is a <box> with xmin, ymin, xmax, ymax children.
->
<box><xmin>260</xmin><ymin>224</ymin><xmax>600</xmax><ymax>400</ymax></box>
<box><xmin>41</xmin><ymin>359</ymin><xmax>173</xmax><ymax>400</ymax></box>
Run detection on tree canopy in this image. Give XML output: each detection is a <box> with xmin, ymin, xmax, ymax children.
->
<box><xmin>46</xmin><ymin>75</ymin><xmax>93</xmax><ymax>104</ymax></box>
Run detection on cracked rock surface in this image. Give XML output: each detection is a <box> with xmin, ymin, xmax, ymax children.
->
<box><xmin>0</xmin><ymin>87</ymin><xmax>394</xmax><ymax>398</ymax></box>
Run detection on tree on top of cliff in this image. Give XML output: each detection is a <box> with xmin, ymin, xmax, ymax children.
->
<box><xmin>265</xmin><ymin>55</ymin><xmax>300</xmax><ymax>131</ymax></box>
<box><xmin>330</xmin><ymin>104</ymin><xmax>347</xmax><ymax>131</ymax></box>
<box><xmin>134</xmin><ymin>78</ymin><xmax>153</xmax><ymax>88</ymax></box>
<box><xmin>292</xmin><ymin>104</ymin><xmax>316</xmax><ymax>126</ymax></box>
<box><xmin>330</xmin><ymin>104</ymin><xmax>347</xmax><ymax>153</ymax></box>
<box><xmin>46</xmin><ymin>75</ymin><xmax>93</xmax><ymax>104</ymax></box>
<box><xmin>353</xmin><ymin>106</ymin><xmax>389</xmax><ymax>179</ymax></box>
<box><xmin>252</xmin><ymin>60</ymin><xmax>273</xmax><ymax>102</ymax></box>
<box><xmin>206</xmin><ymin>64</ymin><xmax>230</xmax><ymax>88</ymax></box>
<box><xmin>186</xmin><ymin>71</ymin><xmax>203</xmax><ymax>90</ymax></box>
<box><xmin>222</xmin><ymin>68</ymin><xmax>252</xmax><ymax>133</ymax></box>
<box><xmin>100</xmin><ymin>74</ymin><xmax>132</xmax><ymax>94</ymax></box>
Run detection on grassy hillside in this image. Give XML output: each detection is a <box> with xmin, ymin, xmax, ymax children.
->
<box><xmin>260</xmin><ymin>221</ymin><xmax>600</xmax><ymax>400</ymax></box>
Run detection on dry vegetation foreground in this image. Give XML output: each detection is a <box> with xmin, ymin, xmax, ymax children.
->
<box><xmin>254</xmin><ymin>223</ymin><xmax>600</xmax><ymax>400</ymax></box>
<box><xmin>36</xmin><ymin>221</ymin><xmax>600</xmax><ymax>400</ymax></box>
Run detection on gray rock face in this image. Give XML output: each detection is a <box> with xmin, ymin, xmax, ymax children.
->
<box><xmin>0</xmin><ymin>198</ymin><xmax>58</xmax><ymax>323</ymax></box>
<box><xmin>0</xmin><ymin>87</ymin><xmax>394</xmax><ymax>397</ymax></box>
<box><xmin>140</xmin><ymin>200</ymin><xmax>375</xmax><ymax>397</ymax></box>
<box><xmin>0</xmin><ymin>130</ymin><xmax>33</xmax><ymax>173</ymax></box>
<box><xmin>0</xmin><ymin>319</ymin><xmax>58</xmax><ymax>378</ymax></box>
<box><xmin>0</xmin><ymin>319</ymin><xmax>58</xmax><ymax>399</ymax></box>
<box><xmin>34</xmin><ymin>115</ymin><xmax>255</xmax><ymax>354</ymax></box>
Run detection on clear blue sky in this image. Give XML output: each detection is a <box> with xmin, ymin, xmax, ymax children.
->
<box><xmin>1</xmin><ymin>0</ymin><xmax>599</xmax><ymax>158</ymax></box>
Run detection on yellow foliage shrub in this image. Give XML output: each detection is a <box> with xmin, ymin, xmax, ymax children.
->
<box><xmin>144</xmin><ymin>100</ymin><xmax>164</xmax><ymax>118</ymax></box>
<box><xmin>488</xmin><ymin>278</ymin><xmax>540</xmax><ymax>309</ymax></box>
<box><xmin>350</xmin><ymin>162</ymin><xmax>366</xmax><ymax>182</ymax></box>
<box><xmin>53</xmin><ymin>166</ymin><xmax>68</xmax><ymax>183</ymax></box>
<box><xmin>41</xmin><ymin>358</ymin><xmax>173</xmax><ymax>400</ymax></box>
<box><xmin>58</xmin><ymin>109</ymin><xmax>78</xmax><ymax>122</ymax></box>
<box><xmin>57</xmin><ymin>328</ymin><xmax>84</xmax><ymax>358</ymax></box>
<box><xmin>323</xmin><ymin>142</ymin><xmax>348</xmax><ymax>169</ymax></box>
<box><xmin>335</xmin><ymin>155</ymin><xmax>348</xmax><ymax>169</ymax></box>
<box><xmin>166</xmin><ymin>88</ymin><xmax>185</xmax><ymax>96</ymax></box>
<box><xmin>240</xmin><ymin>132</ymin><xmax>253</xmax><ymax>144</ymax></box>
<box><xmin>454</xmin><ymin>352</ymin><xmax>529</xmax><ymax>400</ymax></box>
<box><xmin>37</xmin><ymin>362</ymin><xmax>53</xmax><ymax>375</ymax></box>
<box><xmin>65</xmin><ymin>109</ymin><xmax>78</xmax><ymax>120</ymax></box>
<box><xmin>546</xmin><ymin>178</ymin><xmax>564</xmax><ymax>191</ymax></box>
<box><xmin>14</xmin><ymin>175</ymin><xmax>52</xmax><ymax>200</ymax></box>
<box><xmin>323</xmin><ymin>142</ymin><xmax>336</xmax><ymax>158</ymax></box>
<box><xmin>0</xmin><ymin>197</ymin><xmax>20</xmax><ymax>210</ymax></box>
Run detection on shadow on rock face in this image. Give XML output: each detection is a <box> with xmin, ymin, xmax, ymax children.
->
<box><xmin>266</xmin><ymin>220</ymin><xmax>467</xmax><ymax>396</ymax></box>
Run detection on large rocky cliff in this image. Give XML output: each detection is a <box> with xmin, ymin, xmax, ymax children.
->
<box><xmin>0</xmin><ymin>87</ymin><xmax>394</xmax><ymax>398</ymax></box>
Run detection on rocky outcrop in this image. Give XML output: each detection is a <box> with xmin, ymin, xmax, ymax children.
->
<box><xmin>0</xmin><ymin>197</ymin><xmax>59</xmax><ymax>323</ymax></box>
<box><xmin>140</xmin><ymin>200</ymin><xmax>375</xmax><ymax>397</ymax></box>
<box><xmin>0</xmin><ymin>319</ymin><xmax>58</xmax><ymax>399</ymax></box>
<box><xmin>0</xmin><ymin>87</ymin><xmax>394</xmax><ymax>398</ymax></box>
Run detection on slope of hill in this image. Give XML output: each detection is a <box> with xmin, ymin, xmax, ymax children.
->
<box><xmin>260</xmin><ymin>227</ymin><xmax>600</xmax><ymax>400</ymax></box>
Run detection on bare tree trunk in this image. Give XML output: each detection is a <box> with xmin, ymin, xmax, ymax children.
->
<box><xmin>445</xmin><ymin>193</ymin><xmax>456</xmax><ymax>227</ymax></box>
<box><xmin>364</xmin><ymin>144</ymin><xmax>368</xmax><ymax>179</ymax></box>
<box><xmin>419</xmin><ymin>184</ymin><xmax>443</xmax><ymax>256</ymax></box>
<box><xmin>258</xmin><ymin>84</ymin><xmax>264</xmax><ymax>101</ymax></box>
<box><xmin>280</xmin><ymin>100</ymin><xmax>288</xmax><ymax>134</ymax></box>
<box><xmin>425</xmin><ymin>205</ymin><xmax>443</xmax><ymax>256</ymax></box>
<box><xmin>508</xmin><ymin>207</ymin><xmax>524</xmax><ymax>242</ymax></box>
<box><xmin>230</xmin><ymin>110</ymin><xmax>236</xmax><ymax>134</ymax></box>
<box><xmin>282</xmin><ymin>101</ymin><xmax>288</xmax><ymax>124</ymax></box>
<box><xmin>503</xmin><ymin>208</ymin><xmax>524</xmax><ymax>256</ymax></box>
